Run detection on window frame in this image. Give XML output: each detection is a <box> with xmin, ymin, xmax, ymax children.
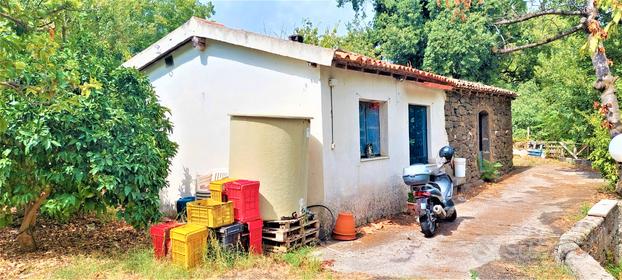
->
<box><xmin>359</xmin><ymin>99</ymin><xmax>388</xmax><ymax>159</ymax></box>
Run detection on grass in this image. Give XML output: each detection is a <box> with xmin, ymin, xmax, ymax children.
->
<box><xmin>570</xmin><ymin>202</ymin><xmax>592</xmax><ymax>222</ymax></box>
<box><xmin>280</xmin><ymin>246</ymin><xmax>324</xmax><ymax>279</ymax></box>
<box><xmin>605</xmin><ymin>251</ymin><xmax>622</xmax><ymax>278</ymax></box>
<box><xmin>606</xmin><ymin>262</ymin><xmax>622</xmax><ymax>279</ymax></box>
<box><xmin>520</xmin><ymin>255</ymin><xmax>573</xmax><ymax>280</ymax></box>
<box><xmin>51</xmin><ymin>244</ymin><xmax>333</xmax><ymax>279</ymax></box>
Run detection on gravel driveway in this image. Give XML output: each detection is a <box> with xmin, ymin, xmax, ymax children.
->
<box><xmin>318</xmin><ymin>163</ymin><xmax>605</xmax><ymax>279</ymax></box>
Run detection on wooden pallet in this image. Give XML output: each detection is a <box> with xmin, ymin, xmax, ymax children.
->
<box><xmin>262</xmin><ymin>215</ymin><xmax>320</xmax><ymax>253</ymax></box>
<box><xmin>263</xmin><ymin>230</ymin><xmax>320</xmax><ymax>253</ymax></box>
<box><xmin>262</xmin><ymin>219</ymin><xmax>319</xmax><ymax>242</ymax></box>
<box><xmin>263</xmin><ymin>215</ymin><xmax>312</xmax><ymax>231</ymax></box>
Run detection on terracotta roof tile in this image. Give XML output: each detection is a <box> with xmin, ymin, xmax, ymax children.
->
<box><xmin>333</xmin><ymin>50</ymin><xmax>516</xmax><ymax>98</ymax></box>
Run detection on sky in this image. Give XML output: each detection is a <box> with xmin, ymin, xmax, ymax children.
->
<box><xmin>210</xmin><ymin>0</ymin><xmax>372</xmax><ymax>37</ymax></box>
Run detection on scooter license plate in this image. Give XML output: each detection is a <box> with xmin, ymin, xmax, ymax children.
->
<box><xmin>419</xmin><ymin>201</ymin><xmax>427</xmax><ymax>210</ymax></box>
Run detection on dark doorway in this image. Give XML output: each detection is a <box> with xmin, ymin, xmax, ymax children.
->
<box><xmin>479</xmin><ymin>111</ymin><xmax>491</xmax><ymax>161</ymax></box>
<box><xmin>409</xmin><ymin>105</ymin><xmax>428</xmax><ymax>164</ymax></box>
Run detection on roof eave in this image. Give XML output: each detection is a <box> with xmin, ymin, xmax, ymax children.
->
<box><xmin>123</xmin><ymin>17</ymin><xmax>335</xmax><ymax>71</ymax></box>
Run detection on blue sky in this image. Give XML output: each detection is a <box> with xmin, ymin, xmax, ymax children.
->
<box><xmin>210</xmin><ymin>0</ymin><xmax>371</xmax><ymax>37</ymax></box>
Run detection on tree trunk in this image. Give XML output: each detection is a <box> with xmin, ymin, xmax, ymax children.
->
<box><xmin>585</xmin><ymin>0</ymin><xmax>622</xmax><ymax>194</ymax></box>
<box><xmin>17</xmin><ymin>186</ymin><xmax>51</xmax><ymax>251</ymax></box>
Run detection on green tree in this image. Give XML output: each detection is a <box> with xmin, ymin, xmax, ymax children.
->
<box><xmin>0</xmin><ymin>0</ymin><xmax>218</xmax><ymax>250</ymax></box>
<box><xmin>293</xmin><ymin>18</ymin><xmax>377</xmax><ymax>57</ymax></box>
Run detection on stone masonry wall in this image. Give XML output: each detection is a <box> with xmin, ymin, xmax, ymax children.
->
<box><xmin>444</xmin><ymin>91</ymin><xmax>513</xmax><ymax>185</ymax></box>
<box><xmin>555</xmin><ymin>200</ymin><xmax>621</xmax><ymax>280</ymax></box>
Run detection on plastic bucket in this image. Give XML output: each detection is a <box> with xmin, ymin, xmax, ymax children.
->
<box><xmin>454</xmin><ymin>158</ymin><xmax>466</xmax><ymax>178</ymax></box>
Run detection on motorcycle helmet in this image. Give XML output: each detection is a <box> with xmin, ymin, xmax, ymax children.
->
<box><xmin>439</xmin><ymin>146</ymin><xmax>455</xmax><ymax>161</ymax></box>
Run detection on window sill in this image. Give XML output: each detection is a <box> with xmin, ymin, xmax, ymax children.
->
<box><xmin>360</xmin><ymin>156</ymin><xmax>390</xmax><ymax>162</ymax></box>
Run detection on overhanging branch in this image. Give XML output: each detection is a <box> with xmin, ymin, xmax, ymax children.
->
<box><xmin>495</xmin><ymin>9</ymin><xmax>587</xmax><ymax>25</ymax></box>
<box><xmin>0</xmin><ymin>12</ymin><xmax>28</xmax><ymax>31</ymax></box>
<box><xmin>494</xmin><ymin>24</ymin><xmax>584</xmax><ymax>54</ymax></box>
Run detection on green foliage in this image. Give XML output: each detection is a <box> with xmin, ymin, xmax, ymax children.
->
<box><xmin>331</xmin><ymin>0</ymin><xmax>526</xmax><ymax>83</ymax></box>
<box><xmin>469</xmin><ymin>269</ymin><xmax>479</xmax><ymax>280</ymax></box>
<box><xmin>407</xmin><ymin>191</ymin><xmax>415</xmax><ymax>203</ymax></box>
<box><xmin>0</xmin><ymin>0</ymin><xmax>220</xmax><ymax>229</ymax></box>
<box><xmin>585</xmin><ymin>113</ymin><xmax>619</xmax><ymax>189</ymax></box>
<box><xmin>422</xmin><ymin>8</ymin><xmax>498</xmax><ymax>81</ymax></box>
<box><xmin>294</xmin><ymin>18</ymin><xmax>377</xmax><ymax>58</ymax></box>
<box><xmin>479</xmin><ymin>159</ymin><xmax>503</xmax><ymax>182</ymax></box>
<box><xmin>372</xmin><ymin>0</ymin><xmax>427</xmax><ymax>67</ymax></box>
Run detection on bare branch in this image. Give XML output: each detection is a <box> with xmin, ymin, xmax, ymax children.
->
<box><xmin>494</xmin><ymin>24</ymin><xmax>584</xmax><ymax>54</ymax></box>
<box><xmin>495</xmin><ymin>9</ymin><xmax>587</xmax><ymax>25</ymax></box>
<box><xmin>0</xmin><ymin>81</ymin><xmax>21</xmax><ymax>90</ymax></box>
<box><xmin>0</xmin><ymin>12</ymin><xmax>28</xmax><ymax>30</ymax></box>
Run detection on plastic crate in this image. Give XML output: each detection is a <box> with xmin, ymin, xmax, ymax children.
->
<box><xmin>224</xmin><ymin>180</ymin><xmax>261</xmax><ymax>222</ymax></box>
<box><xmin>208</xmin><ymin>178</ymin><xmax>236</xmax><ymax>202</ymax></box>
<box><xmin>217</xmin><ymin>231</ymin><xmax>241</xmax><ymax>249</ymax></box>
<box><xmin>170</xmin><ymin>224</ymin><xmax>208</xmax><ymax>269</ymax></box>
<box><xmin>246</xmin><ymin>219</ymin><xmax>263</xmax><ymax>254</ymax></box>
<box><xmin>149</xmin><ymin>221</ymin><xmax>181</xmax><ymax>259</ymax></box>
<box><xmin>217</xmin><ymin>223</ymin><xmax>244</xmax><ymax>236</ymax></box>
<box><xmin>176</xmin><ymin>196</ymin><xmax>196</xmax><ymax>218</ymax></box>
<box><xmin>187</xmin><ymin>199</ymin><xmax>234</xmax><ymax>228</ymax></box>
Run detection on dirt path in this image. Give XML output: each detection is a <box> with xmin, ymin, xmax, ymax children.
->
<box><xmin>318</xmin><ymin>163</ymin><xmax>606</xmax><ymax>279</ymax></box>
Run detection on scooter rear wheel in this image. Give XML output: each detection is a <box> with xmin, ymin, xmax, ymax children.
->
<box><xmin>420</xmin><ymin>214</ymin><xmax>436</xmax><ymax>237</ymax></box>
<box><xmin>445</xmin><ymin>209</ymin><xmax>457</xmax><ymax>222</ymax></box>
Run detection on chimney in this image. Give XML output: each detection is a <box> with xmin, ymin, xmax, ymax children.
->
<box><xmin>288</xmin><ymin>34</ymin><xmax>304</xmax><ymax>43</ymax></box>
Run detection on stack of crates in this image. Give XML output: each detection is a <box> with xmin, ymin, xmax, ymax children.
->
<box><xmin>224</xmin><ymin>180</ymin><xmax>263</xmax><ymax>254</ymax></box>
<box><xmin>159</xmin><ymin>178</ymin><xmax>264</xmax><ymax>269</ymax></box>
<box><xmin>170</xmin><ymin>223</ymin><xmax>208</xmax><ymax>269</ymax></box>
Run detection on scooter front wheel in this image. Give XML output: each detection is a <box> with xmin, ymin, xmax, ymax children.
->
<box><xmin>419</xmin><ymin>214</ymin><xmax>436</xmax><ymax>237</ymax></box>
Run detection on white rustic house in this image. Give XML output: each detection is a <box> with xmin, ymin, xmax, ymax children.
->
<box><xmin>124</xmin><ymin>17</ymin><xmax>515</xmax><ymax>223</ymax></box>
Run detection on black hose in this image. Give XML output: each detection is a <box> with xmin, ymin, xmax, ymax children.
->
<box><xmin>307</xmin><ymin>204</ymin><xmax>335</xmax><ymax>241</ymax></box>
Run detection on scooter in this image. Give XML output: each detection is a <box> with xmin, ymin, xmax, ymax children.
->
<box><xmin>403</xmin><ymin>146</ymin><xmax>457</xmax><ymax>237</ymax></box>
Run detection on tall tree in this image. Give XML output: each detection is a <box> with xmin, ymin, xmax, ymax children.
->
<box><xmin>490</xmin><ymin>0</ymin><xmax>622</xmax><ymax>191</ymax></box>
<box><xmin>0</xmin><ymin>0</ymin><xmax>212</xmax><ymax>250</ymax></box>
<box><xmin>336</xmin><ymin>0</ymin><xmax>527</xmax><ymax>82</ymax></box>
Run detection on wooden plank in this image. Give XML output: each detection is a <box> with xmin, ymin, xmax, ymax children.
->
<box><xmin>263</xmin><ymin>227</ymin><xmax>319</xmax><ymax>243</ymax></box>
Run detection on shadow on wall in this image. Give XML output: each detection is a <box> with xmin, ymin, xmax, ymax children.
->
<box><xmin>178</xmin><ymin>167</ymin><xmax>194</xmax><ymax>198</ymax></box>
<box><xmin>159</xmin><ymin>166</ymin><xmax>195</xmax><ymax>216</ymax></box>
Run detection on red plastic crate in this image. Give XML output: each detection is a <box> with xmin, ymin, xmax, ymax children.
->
<box><xmin>150</xmin><ymin>221</ymin><xmax>181</xmax><ymax>259</ymax></box>
<box><xmin>224</xmin><ymin>180</ymin><xmax>261</xmax><ymax>222</ymax></box>
<box><xmin>246</xmin><ymin>219</ymin><xmax>263</xmax><ymax>254</ymax></box>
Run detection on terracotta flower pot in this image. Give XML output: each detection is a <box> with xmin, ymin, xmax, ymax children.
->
<box><xmin>333</xmin><ymin>212</ymin><xmax>357</xmax><ymax>241</ymax></box>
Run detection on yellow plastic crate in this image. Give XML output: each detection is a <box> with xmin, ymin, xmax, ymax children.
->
<box><xmin>170</xmin><ymin>224</ymin><xmax>208</xmax><ymax>269</ymax></box>
<box><xmin>208</xmin><ymin>177</ymin><xmax>235</xmax><ymax>202</ymax></box>
<box><xmin>187</xmin><ymin>199</ymin><xmax>234</xmax><ymax>228</ymax></box>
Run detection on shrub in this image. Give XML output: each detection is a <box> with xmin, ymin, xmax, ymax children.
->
<box><xmin>479</xmin><ymin>158</ymin><xmax>503</xmax><ymax>182</ymax></box>
<box><xmin>585</xmin><ymin>113</ymin><xmax>618</xmax><ymax>190</ymax></box>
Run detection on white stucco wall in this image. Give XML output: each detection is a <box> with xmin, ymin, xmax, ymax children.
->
<box><xmin>143</xmin><ymin>41</ymin><xmax>325</xmax><ymax>209</ymax></box>
<box><xmin>319</xmin><ymin>67</ymin><xmax>449</xmax><ymax>223</ymax></box>
<box><xmin>142</xmin><ymin>41</ymin><xmax>448</xmax><ymax>222</ymax></box>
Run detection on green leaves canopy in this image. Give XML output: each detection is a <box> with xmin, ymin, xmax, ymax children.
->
<box><xmin>0</xmin><ymin>0</ymin><xmax>216</xmax><ymax>227</ymax></box>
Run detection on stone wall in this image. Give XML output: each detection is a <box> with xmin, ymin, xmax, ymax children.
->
<box><xmin>444</xmin><ymin>91</ymin><xmax>513</xmax><ymax>184</ymax></box>
<box><xmin>555</xmin><ymin>200</ymin><xmax>621</xmax><ymax>280</ymax></box>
